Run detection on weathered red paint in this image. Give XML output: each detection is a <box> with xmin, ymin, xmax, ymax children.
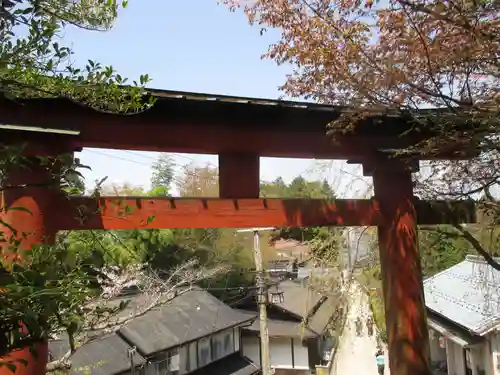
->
<box><xmin>0</xmin><ymin>157</ymin><xmax>59</xmax><ymax>257</ymax></box>
<box><xmin>0</xmin><ymin>158</ymin><xmax>59</xmax><ymax>375</ymax></box>
<box><xmin>372</xmin><ymin>162</ymin><xmax>431</xmax><ymax>375</ymax></box>
<box><xmin>0</xmin><ymin>94</ymin><xmax>471</xmax><ymax>160</ymax></box>
<box><xmin>53</xmin><ymin>197</ymin><xmax>475</xmax><ymax>231</ymax></box>
<box><xmin>0</xmin><ymin>342</ymin><xmax>48</xmax><ymax>375</ymax></box>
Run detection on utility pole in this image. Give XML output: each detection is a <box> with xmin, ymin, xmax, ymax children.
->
<box><xmin>237</xmin><ymin>227</ymin><xmax>274</xmax><ymax>375</ymax></box>
<box><xmin>127</xmin><ymin>347</ymin><xmax>137</xmax><ymax>375</ymax></box>
<box><xmin>347</xmin><ymin>228</ymin><xmax>352</xmax><ymax>271</ymax></box>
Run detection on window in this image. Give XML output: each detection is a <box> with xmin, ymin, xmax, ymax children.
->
<box><xmin>197</xmin><ymin>337</ymin><xmax>211</xmax><ymax>367</ymax></box>
<box><xmin>234</xmin><ymin>328</ymin><xmax>240</xmax><ymax>351</ymax></box>
<box><xmin>188</xmin><ymin>342</ymin><xmax>197</xmax><ymax>371</ymax></box>
<box><xmin>223</xmin><ymin>330</ymin><xmax>233</xmax><ymax>354</ymax></box>
<box><xmin>212</xmin><ymin>333</ymin><xmax>223</xmax><ymax>361</ymax></box>
<box><xmin>167</xmin><ymin>349</ymin><xmax>179</xmax><ymax>375</ymax></box>
<box><xmin>150</xmin><ymin>350</ymin><xmax>179</xmax><ymax>375</ymax></box>
<box><xmin>156</xmin><ymin>354</ymin><xmax>168</xmax><ymax>375</ymax></box>
<box><xmin>210</xmin><ymin>330</ymin><xmax>235</xmax><ymax>362</ymax></box>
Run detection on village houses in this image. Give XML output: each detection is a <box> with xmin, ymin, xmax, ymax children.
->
<box><xmin>425</xmin><ymin>255</ymin><xmax>500</xmax><ymax>375</ymax></box>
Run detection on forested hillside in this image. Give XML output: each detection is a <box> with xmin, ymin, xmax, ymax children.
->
<box><xmin>64</xmin><ymin>155</ymin><xmax>343</xmax><ymax>303</ymax></box>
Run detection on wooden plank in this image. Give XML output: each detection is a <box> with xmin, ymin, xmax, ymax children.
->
<box><xmin>0</xmin><ymin>96</ymin><xmax>466</xmax><ymax>160</ymax></box>
<box><xmin>219</xmin><ymin>154</ymin><xmax>260</xmax><ymax>198</ymax></box>
<box><xmin>53</xmin><ymin>197</ymin><xmax>475</xmax><ymax>231</ymax></box>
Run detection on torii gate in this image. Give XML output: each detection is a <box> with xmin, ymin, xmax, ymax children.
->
<box><xmin>0</xmin><ymin>90</ymin><xmax>475</xmax><ymax>375</ymax></box>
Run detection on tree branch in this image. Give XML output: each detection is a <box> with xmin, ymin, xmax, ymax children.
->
<box><xmin>452</xmin><ymin>224</ymin><xmax>500</xmax><ymax>271</ymax></box>
<box><xmin>45</xmin><ymin>259</ymin><xmax>226</xmax><ymax>372</ymax></box>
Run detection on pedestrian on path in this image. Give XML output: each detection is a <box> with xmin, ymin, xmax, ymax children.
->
<box><xmin>355</xmin><ymin>316</ymin><xmax>363</xmax><ymax>336</ymax></box>
<box><xmin>375</xmin><ymin>349</ymin><xmax>385</xmax><ymax>375</ymax></box>
<box><xmin>366</xmin><ymin>315</ymin><xmax>374</xmax><ymax>337</ymax></box>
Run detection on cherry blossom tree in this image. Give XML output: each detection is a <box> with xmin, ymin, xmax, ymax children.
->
<box><xmin>46</xmin><ymin>258</ymin><xmax>226</xmax><ymax>372</ymax></box>
<box><xmin>220</xmin><ymin>0</ymin><xmax>500</xmax><ymax>262</ymax></box>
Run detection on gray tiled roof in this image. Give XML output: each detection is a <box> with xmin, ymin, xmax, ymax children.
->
<box><xmin>307</xmin><ymin>297</ymin><xmax>339</xmax><ymax>335</ymax></box>
<box><xmin>189</xmin><ymin>353</ymin><xmax>260</xmax><ymax>375</ymax></box>
<box><xmin>119</xmin><ymin>289</ymin><xmax>255</xmax><ymax>356</ymax></box>
<box><xmin>271</xmin><ymin>280</ymin><xmax>323</xmax><ymax>318</ymax></box>
<box><xmin>424</xmin><ymin>255</ymin><xmax>500</xmax><ymax>335</ymax></box>
<box><xmin>240</xmin><ymin>279</ymin><xmax>337</xmax><ymax>338</ymax></box>
<box><xmin>49</xmin><ymin>334</ymin><xmax>146</xmax><ymax>375</ymax></box>
<box><xmin>235</xmin><ymin>310</ymin><xmax>317</xmax><ymax>339</ymax></box>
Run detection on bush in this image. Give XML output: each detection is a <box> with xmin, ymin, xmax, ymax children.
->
<box><xmin>368</xmin><ymin>292</ymin><xmax>387</xmax><ymax>344</ymax></box>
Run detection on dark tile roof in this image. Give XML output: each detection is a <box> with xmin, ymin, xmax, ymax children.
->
<box><xmin>270</xmin><ymin>280</ymin><xmax>323</xmax><ymax>318</ymax></box>
<box><xmin>307</xmin><ymin>297</ymin><xmax>339</xmax><ymax>335</ymax></box>
<box><xmin>119</xmin><ymin>289</ymin><xmax>255</xmax><ymax>356</ymax></box>
<box><xmin>189</xmin><ymin>353</ymin><xmax>260</xmax><ymax>375</ymax></box>
<box><xmin>236</xmin><ymin>310</ymin><xmax>316</xmax><ymax>339</ymax></box>
<box><xmin>236</xmin><ymin>279</ymin><xmax>338</xmax><ymax>338</ymax></box>
<box><xmin>49</xmin><ymin>334</ymin><xmax>146</xmax><ymax>375</ymax></box>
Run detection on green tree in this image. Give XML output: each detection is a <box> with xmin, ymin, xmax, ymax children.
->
<box><xmin>260</xmin><ymin>177</ymin><xmax>287</xmax><ymax>198</ymax></box>
<box><xmin>0</xmin><ymin>0</ymin><xmax>156</xmax><ymax>369</ymax></box>
<box><xmin>287</xmin><ymin>176</ymin><xmax>309</xmax><ymax>197</ymax></box>
<box><xmin>222</xmin><ymin>0</ymin><xmax>500</xmax><ymax>272</ymax></box>
<box><xmin>263</xmin><ymin>176</ymin><xmax>342</xmax><ymax>264</ymax></box>
<box><xmin>150</xmin><ymin>153</ymin><xmax>175</xmax><ymax>194</ymax></box>
<box><xmin>1</xmin><ymin>0</ymin><xmax>151</xmax><ymax>110</ymax></box>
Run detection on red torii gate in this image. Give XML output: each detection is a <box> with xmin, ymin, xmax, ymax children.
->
<box><xmin>0</xmin><ymin>90</ymin><xmax>475</xmax><ymax>375</ymax></box>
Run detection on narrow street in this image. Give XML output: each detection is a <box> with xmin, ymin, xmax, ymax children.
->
<box><xmin>332</xmin><ymin>281</ymin><xmax>389</xmax><ymax>375</ymax></box>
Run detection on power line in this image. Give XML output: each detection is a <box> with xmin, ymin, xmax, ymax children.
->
<box><xmin>82</xmin><ymin>150</ymin><xmax>213</xmax><ymax>189</ymax></box>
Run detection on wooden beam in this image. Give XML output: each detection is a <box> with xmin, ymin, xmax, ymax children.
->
<box><xmin>53</xmin><ymin>197</ymin><xmax>475</xmax><ymax>231</ymax></box>
<box><xmin>219</xmin><ymin>154</ymin><xmax>260</xmax><ymax>198</ymax></box>
<box><xmin>0</xmin><ymin>96</ymin><xmax>467</xmax><ymax>160</ymax></box>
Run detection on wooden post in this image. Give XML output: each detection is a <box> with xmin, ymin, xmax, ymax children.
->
<box><xmin>218</xmin><ymin>153</ymin><xmax>260</xmax><ymax>198</ymax></box>
<box><xmin>238</xmin><ymin>228</ymin><xmax>273</xmax><ymax>375</ymax></box>
<box><xmin>370</xmin><ymin>160</ymin><xmax>431</xmax><ymax>375</ymax></box>
<box><xmin>0</xmin><ymin>154</ymin><xmax>62</xmax><ymax>375</ymax></box>
<box><xmin>1</xmin><ymin>156</ymin><xmax>59</xmax><ymax>256</ymax></box>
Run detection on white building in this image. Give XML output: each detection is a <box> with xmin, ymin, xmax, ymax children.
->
<box><xmin>424</xmin><ymin>255</ymin><xmax>500</xmax><ymax>375</ymax></box>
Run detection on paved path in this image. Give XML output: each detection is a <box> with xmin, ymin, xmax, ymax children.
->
<box><xmin>332</xmin><ymin>281</ymin><xmax>389</xmax><ymax>375</ymax></box>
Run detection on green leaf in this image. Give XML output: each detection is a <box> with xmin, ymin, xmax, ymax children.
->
<box><xmin>1</xmin><ymin>363</ymin><xmax>17</xmax><ymax>373</ymax></box>
<box><xmin>0</xmin><ymin>219</ymin><xmax>17</xmax><ymax>236</ymax></box>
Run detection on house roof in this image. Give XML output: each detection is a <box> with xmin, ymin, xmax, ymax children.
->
<box><xmin>49</xmin><ymin>334</ymin><xmax>146</xmax><ymax>375</ymax></box>
<box><xmin>189</xmin><ymin>353</ymin><xmax>260</xmax><ymax>375</ymax></box>
<box><xmin>235</xmin><ymin>310</ymin><xmax>317</xmax><ymax>339</ymax></box>
<box><xmin>119</xmin><ymin>289</ymin><xmax>255</xmax><ymax>356</ymax></box>
<box><xmin>270</xmin><ymin>280</ymin><xmax>323</xmax><ymax>319</ymax></box>
<box><xmin>427</xmin><ymin>311</ymin><xmax>482</xmax><ymax>347</ymax></box>
<box><xmin>238</xmin><ymin>279</ymin><xmax>337</xmax><ymax>337</ymax></box>
<box><xmin>307</xmin><ymin>296</ymin><xmax>339</xmax><ymax>335</ymax></box>
<box><xmin>424</xmin><ymin>255</ymin><xmax>500</xmax><ymax>335</ymax></box>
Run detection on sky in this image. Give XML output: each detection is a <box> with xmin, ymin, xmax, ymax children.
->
<box><xmin>64</xmin><ymin>0</ymin><xmax>370</xmax><ymax>197</ymax></box>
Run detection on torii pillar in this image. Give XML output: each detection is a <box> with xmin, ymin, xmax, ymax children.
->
<box><xmin>368</xmin><ymin>158</ymin><xmax>431</xmax><ymax>375</ymax></box>
<box><xmin>0</xmin><ymin>141</ymin><xmax>71</xmax><ymax>375</ymax></box>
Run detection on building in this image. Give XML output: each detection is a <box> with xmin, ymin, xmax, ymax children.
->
<box><xmin>424</xmin><ymin>255</ymin><xmax>500</xmax><ymax>375</ymax></box>
<box><xmin>270</xmin><ymin>239</ymin><xmax>310</xmax><ymax>262</ymax></box>
<box><xmin>49</xmin><ymin>289</ymin><xmax>260</xmax><ymax>375</ymax></box>
<box><xmin>234</xmin><ymin>279</ymin><xmax>340</xmax><ymax>375</ymax></box>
